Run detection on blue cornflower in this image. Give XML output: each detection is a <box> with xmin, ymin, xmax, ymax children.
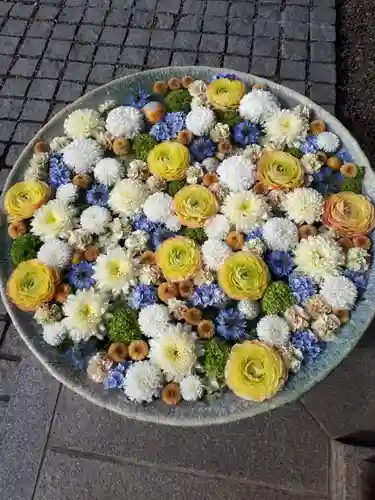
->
<box><xmin>337</xmin><ymin>148</ymin><xmax>353</xmax><ymax>163</ymax></box>
<box><xmin>68</xmin><ymin>261</ymin><xmax>95</xmax><ymax>289</ymax></box>
<box><xmin>291</xmin><ymin>330</ymin><xmax>325</xmax><ymax>361</ymax></box>
<box><xmin>132</xmin><ymin>213</ymin><xmax>158</xmax><ymax>232</ymax></box>
<box><xmin>126</xmin><ymin>88</ymin><xmax>150</xmax><ymax>109</ymax></box>
<box><xmin>128</xmin><ymin>284</ymin><xmax>158</xmax><ymax>309</ymax></box>
<box><xmin>189</xmin><ymin>138</ymin><xmax>215</xmax><ymax>162</ymax></box>
<box><xmin>266</xmin><ymin>251</ymin><xmax>294</xmax><ymax>278</ymax></box>
<box><xmin>164</xmin><ymin>112</ymin><xmax>186</xmax><ymax>137</ymax></box>
<box><xmin>343</xmin><ymin>269</ymin><xmax>368</xmax><ymax>293</ymax></box>
<box><xmin>216</xmin><ymin>308</ymin><xmax>246</xmax><ymax>340</ymax></box>
<box><xmin>300</xmin><ymin>135</ymin><xmax>318</xmax><ymax>154</ymax></box>
<box><xmin>150</xmin><ymin>121</ymin><xmax>171</xmax><ymax>141</ymax></box>
<box><xmin>246</xmin><ymin>227</ymin><xmax>263</xmax><ymax>240</ymax></box>
<box><xmin>233</xmin><ymin>121</ymin><xmax>261</xmax><ymax>146</ymax></box>
<box><xmin>150</xmin><ymin>226</ymin><xmax>176</xmax><ymax>250</ymax></box>
<box><xmin>49</xmin><ymin>153</ymin><xmax>71</xmax><ymax>188</ymax></box>
<box><xmin>312</xmin><ymin>167</ymin><xmax>342</xmax><ymax>195</ymax></box>
<box><xmin>288</xmin><ymin>272</ymin><xmax>317</xmax><ymax>305</ymax></box>
<box><xmin>104</xmin><ymin>362</ymin><xmax>130</xmax><ymax>389</ymax></box>
<box><xmin>86</xmin><ymin>184</ymin><xmax>109</xmax><ymax>207</ymax></box>
<box><xmin>190</xmin><ymin>284</ymin><xmax>228</xmax><ymax>309</ymax></box>
<box><xmin>212</xmin><ymin>72</ymin><xmax>239</xmax><ymax>81</ymax></box>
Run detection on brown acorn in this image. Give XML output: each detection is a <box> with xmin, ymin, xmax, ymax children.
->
<box><xmin>177</xmin><ymin>129</ymin><xmax>193</xmax><ymax>145</ymax></box>
<box><xmin>84</xmin><ymin>245</ymin><xmax>100</xmax><ymax>262</ymax></box>
<box><xmin>316</xmin><ymin>151</ymin><xmax>328</xmax><ymax>164</ymax></box>
<box><xmin>8</xmin><ymin>221</ymin><xmax>27</xmax><ymax>239</ymax></box>
<box><xmin>34</xmin><ymin>141</ymin><xmax>50</xmax><ymax>154</ymax></box>
<box><xmin>337</xmin><ymin>237</ymin><xmax>353</xmax><ymax>249</ymax></box>
<box><xmin>158</xmin><ymin>282</ymin><xmax>179</xmax><ymax>303</ymax></box>
<box><xmin>162</xmin><ymin>383</ymin><xmax>181</xmax><ymax>405</ymax></box>
<box><xmin>226</xmin><ymin>231</ymin><xmax>245</xmax><ymax>250</ymax></box>
<box><xmin>178</xmin><ymin>280</ymin><xmax>194</xmax><ymax>298</ymax></box>
<box><xmin>128</xmin><ymin>340</ymin><xmax>149</xmax><ymax>361</ymax></box>
<box><xmin>183</xmin><ymin>307</ymin><xmax>202</xmax><ymax>326</ymax></box>
<box><xmin>333</xmin><ymin>309</ymin><xmax>350</xmax><ymax>325</ymax></box>
<box><xmin>197</xmin><ymin>320</ymin><xmax>215</xmax><ymax>339</ymax></box>
<box><xmin>107</xmin><ymin>342</ymin><xmax>128</xmax><ymax>363</ymax></box>
<box><xmin>181</xmin><ymin>75</ymin><xmax>194</xmax><ymax>88</ymax></box>
<box><xmin>140</xmin><ymin>250</ymin><xmax>156</xmax><ymax>265</ymax></box>
<box><xmin>218</xmin><ymin>139</ymin><xmax>232</xmax><ymax>154</ymax></box>
<box><xmin>152</xmin><ymin>80</ymin><xmax>168</xmax><ymax>96</ymax></box>
<box><xmin>253</xmin><ymin>182</ymin><xmax>268</xmax><ymax>195</ymax></box>
<box><xmin>309</xmin><ymin>119</ymin><xmax>326</xmax><ymax>135</ymax></box>
<box><xmin>203</xmin><ymin>172</ymin><xmax>219</xmax><ymax>187</ymax></box>
<box><xmin>253</xmin><ymin>83</ymin><xmax>266</xmax><ymax>90</ymax></box>
<box><xmin>143</xmin><ymin>101</ymin><xmax>165</xmax><ymax>124</ymax></box>
<box><xmin>112</xmin><ymin>138</ymin><xmax>131</xmax><ymax>156</ymax></box>
<box><xmin>73</xmin><ymin>173</ymin><xmax>91</xmax><ymax>189</ymax></box>
<box><xmin>352</xmin><ymin>235</ymin><xmax>371</xmax><ymax>250</ymax></box>
<box><xmin>168</xmin><ymin>77</ymin><xmax>182</xmax><ymax>90</ymax></box>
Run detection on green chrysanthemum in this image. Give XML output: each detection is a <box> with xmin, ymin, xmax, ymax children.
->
<box><xmin>132</xmin><ymin>133</ymin><xmax>158</xmax><ymax>162</ymax></box>
<box><xmin>107</xmin><ymin>306</ymin><xmax>143</xmax><ymax>344</ymax></box>
<box><xmin>10</xmin><ymin>233</ymin><xmax>42</xmax><ymax>266</ymax></box>
<box><xmin>181</xmin><ymin>227</ymin><xmax>207</xmax><ymax>244</ymax></box>
<box><xmin>261</xmin><ymin>282</ymin><xmax>295</xmax><ymax>315</ymax></box>
<box><xmin>203</xmin><ymin>339</ymin><xmax>231</xmax><ymax>382</ymax></box>
<box><xmin>164</xmin><ymin>89</ymin><xmax>192</xmax><ymax>113</ymax></box>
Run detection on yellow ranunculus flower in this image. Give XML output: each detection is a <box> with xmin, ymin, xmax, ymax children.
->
<box><xmin>7</xmin><ymin>259</ymin><xmax>59</xmax><ymax>312</ymax></box>
<box><xmin>323</xmin><ymin>191</ymin><xmax>375</xmax><ymax>238</ymax></box>
<box><xmin>257</xmin><ymin>151</ymin><xmax>304</xmax><ymax>190</ymax></box>
<box><xmin>218</xmin><ymin>251</ymin><xmax>269</xmax><ymax>300</ymax></box>
<box><xmin>155</xmin><ymin>236</ymin><xmax>201</xmax><ymax>282</ymax></box>
<box><xmin>225</xmin><ymin>340</ymin><xmax>287</xmax><ymax>402</ymax></box>
<box><xmin>147</xmin><ymin>141</ymin><xmax>189</xmax><ymax>181</ymax></box>
<box><xmin>174</xmin><ymin>185</ymin><xmax>218</xmax><ymax>228</ymax></box>
<box><xmin>4</xmin><ymin>181</ymin><xmax>51</xmax><ymax>222</ymax></box>
<box><xmin>207</xmin><ymin>78</ymin><xmax>246</xmax><ymax>111</ymax></box>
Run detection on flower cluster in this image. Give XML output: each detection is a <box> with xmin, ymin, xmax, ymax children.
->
<box><xmin>5</xmin><ymin>72</ymin><xmax>373</xmax><ymax>407</ymax></box>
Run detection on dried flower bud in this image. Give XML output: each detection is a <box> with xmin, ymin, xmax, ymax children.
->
<box><xmin>197</xmin><ymin>320</ymin><xmax>214</xmax><ymax>339</ymax></box>
<box><xmin>181</xmin><ymin>75</ymin><xmax>194</xmax><ymax>88</ymax></box>
<box><xmin>158</xmin><ymin>282</ymin><xmax>179</xmax><ymax>303</ymax></box>
<box><xmin>8</xmin><ymin>221</ymin><xmax>27</xmax><ymax>239</ymax></box>
<box><xmin>177</xmin><ymin>129</ymin><xmax>193</xmax><ymax>145</ymax></box>
<box><xmin>128</xmin><ymin>340</ymin><xmax>149</xmax><ymax>361</ymax></box>
<box><xmin>84</xmin><ymin>245</ymin><xmax>100</xmax><ymax>262</ymax></box>
<box><xmin>226</xmin><ymin>231</ymin><xmax>245</xmax><ymax>250</ymax></box>
<box><xmin>337</xmin><ymin>237</ymin><xmax>353</xmax><ymax>249</ymax></box>
<box><xmin>107</xmin><ymin>342</ymin><xmax>128</xmax><ymax>363</ymax></box>
<box><xmin>333</xmin><ymin>309</ymin><xmax>350</xmax><ymax>325</ymax></box>
<box><xmin>73</xmin><ymin>173</ymin><xmax>91</xmax><ymax>189</ymax></box>
<box><xmin>162</xmin><ymin>382</ymin><xmax>181</xmax><ymax>405</ymax></box>
<box><xmin>309</xmin><ymin>120</ymin><xmax>326</xmax><ymax>135</ymax></box>
<box><xmin>299</xmin><ymin>224</ymin><xmax>317</xmax><ymax>239</ymax></box>
<box><xmin>183</xmin><ymin>307</ymin><xmax>202</xmax><ymax>325</ymax></box>
<box><xmin>253</xmin><ymin>182</ymin><xmax>268</xmax><ymax>195</ymax></box>
<box><xmin>140</xmin><ymin>250</ymin><xmax>156</xmax><ymax>265</ymax></box>
<box><xmin>316</xmin><ymin>152</ymin><xmax>328</xmax><ymax>164</ymax></box>
<box><xmin>178</xmin><ymin>280</ymin><xmax>194</xmax><ymax>298</ymax></box>
<box><xmin>34</xmin><ymin>141</ymin><xmax>50</xmax><ymax>154</ymax></box>
<box><xmin>54</xmin><ymin>283</ymin><xmax>72</xmax><ymax>303</ymax></box>
<box><xmin>153</xmin><ymin>80</ymin><xmax>168</xmax><ymax>96</ymax></box>
<box><xmin>112</xmin><ymin>138</ymin><xmax>131</xmax><ymax>156</ymax></box>
<box><xmin>168</xmin><ymin>77</ymin><xmax>182</xmax><ymax>90</ymax></box>
<box><xmin>203</xmin><ymin>172</ymin><xmax>219</xmax><ymax>187</ymax></box>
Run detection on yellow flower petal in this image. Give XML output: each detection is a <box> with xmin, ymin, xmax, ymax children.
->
<box><xmin>174</xmin><ymin>185</ymin><xmax>218</xmax><ymax>228</ymax></box>
<box><xmin>7</xmin><ymin>259</ymin><xmax>58</xmax><ymax>312</ymax></box>
<box><xmin>148</xmin><ymin>141</ymin><xmax>189</xmax><ymax>181</ymax></box>
<box><xmin>257</xmin><ymin>151</ymin><xmax>304</xmax><ymax>190</ymax></box>
<box><xmin>225</xmin><ymin>340</ymin><xmax>287</xmax><ymax>402</ymax></box>
<box><xmin>4</xmin><ymin>181</ymin><xmax>51</xmax><ymax>222</ymax></box>
<box><xmin>218</xmin><ymin>251</ymin><xmax>269</xmax><ymax>300</ymax></box>
<box><xmin>207</xmin><ymin>78</ymin><xmax>246</xmax><ymax>111</ymax></box>
<box><xmin>155</xmin><ymin>236</ymin><xmax>201</xmax><ymax>282</ymax></box>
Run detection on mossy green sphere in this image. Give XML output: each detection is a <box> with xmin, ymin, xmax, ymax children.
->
<box><xmin>132</xmin><ymin>134</ymin><xmax>158</xmax><ymax>162</ymax></box>
<box><xmin>203</xmin><ymin>339</ymin><xmax>231</xmax><ymax>382</ymax></box>
<box><xmin>107</xmin><ymin>307</ymin><xmax>143</xmax><ymax>344</ymax></box>
<box><xmin>164</xmin><ymin>89</ymin><xmax>192</xmax><ymax>113</ymax></box>
<box><xmin>181</xmin><ymin>227</ymin><xmax>207</xmax><ymax>244</ymax></box>
<box><xmin>261</xmin><ymin>282</ymin><xmax>295</xmax><ymax>315</ymax></box>
<box><xmin>10</xmin><ymin>233</ymin><xmax>42</xmax><ymax>266</ymax></box>
<box><xmin>219</xmin><ymin>110</ymin><xmax>242</xmax><ymax>127</ymax></box>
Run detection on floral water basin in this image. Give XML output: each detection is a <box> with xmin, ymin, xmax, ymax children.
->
<box><xmin>1</xmin><ymin>66</ymin><xmax>374</xmax><ymax>426</ymax></box>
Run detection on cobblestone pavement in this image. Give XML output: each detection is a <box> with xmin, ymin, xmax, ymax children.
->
<box><xmin>1</xmin><ymin>0</ymin><xmax>375</xmax><ymax>499</ymax></box>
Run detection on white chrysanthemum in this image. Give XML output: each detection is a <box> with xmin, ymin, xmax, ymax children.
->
<box><xmin>31</xmin><ymin>200</ymin><xmax>75</xmax><ymax>240</ymax></box>
<box><xmin>50</xmin><ymin>136</ymin><xmax>71</xmax><ymax>151</ymax></box>
<box><xmin>256</xmin><ymin>315</ymin><xmax>291</xmax><ymax>347</ymax></box>
<box><xmin>63</xmin><ymin>138</ymin><xmax>103</xmax><ymax>173</ymax></box>
<box><xmin>94</xmin><ymin>158</ymin><xmax>124</xmax><ymax>186</ymax></box>
<box><xmin>264</xmin><ymin>108</ymin><xmax>309</xmax><ymax>148</ymax></box>
<box><xmin>300</xmin><ymin>153</ymin><xmax>323</xmax><ymax>174</ymax></box>
<box><xmin>123</xmin><ymin>361</ymin><xmax>163</xmax><ymax>403</ymax></box>
<box><xmin>37</xmin><ymin>239</ymin><xmax>72</xmax><ymax>268</ymax></box>
<box><xmin>143</xmin><ymin>192</ymin><xmax>180</xmax><ymax>231</ymax></box>
<box><xmin>238</xmin><ymin>299</ymin><xmax>260</xmax><ymax>320</ymax></box>
<box><xmin>105</xmin><ymin>106</ymin><xmax>143</xmax><ymax>139</ymax></box>
<box><xmin>109</xmin><ymin>179</ymin><xmax>149</xmax><ymax>218</ymax></box>
<box><xmin>138</xmin><ymin>304</ymin><xmax>171</xmax><ymax>338</ymax></box>
<box><xmin>262</xmin><ymin>217</ymin><xmax>299</xmax><ymax>251</ymax></box>
<box><xmin>125</xmin><ymin>230</ymin><xmax>149</xmax><ymax>254</ymax></box>
<box><xmin>63</xmin><ymin>289</ymin><xmax>108</xmax><ymax>342</ymax></box>
<box><xmin>201</xmin><ymin>239</ymin><xmax>232</xmax><ymax>271</ymax></box>
<box><xmin>294</xmin><ymin>235</ymin><xmax>345</xmax><ymax>280</ymax></box>
<box><xmin>56</xmin><ymin>183</ymin><xmax>78</xmax><ymax>205</ymax></box>
<box><xmin>222</xmin><ymin>192</ymin><xmax>270</xmax><ymax>232</ymax></box>
<box><xmin>282</xmin><ymin>187</ymin><xmax>324</xmax><ymax>225</ymax></box>
<box><xmin>185</xmin><ymin>106</ymin><xmax>216</xmax><ymax>136</ymax></box>
<box><xmin>311</xmin><ymin>313</ymin><xmax>340</xmax><ymax>341</ymax></box>
<box><xmin>320</xmin><ymin>276</ymin><xmax>357</xmax><ymax>310</ymax></box>
<box><xmin>42</xmin><ymin>321</ymin><xmax>67</xmax><ymax>346</ymax></box>
<box><xmin>180</xmin><ymin>375</ymin><xmax>204</xmax><ymax>401</ymax></box>
<box><xmin>239</xmin><ymin>89</ymin><xmax>280</xmax><ymax>123</ymax></box>
<box><xmin>316</xmin><ymin>131</ymin><xmax>340</xmax><ymax>153</ymax></box>
<box><xmin>93</xmin><ymin>246</ymin><xmax>136</xmax><ymax>294</ymax></box>
<box><xmin>346</xmin><ymin>247</ymin><xmax>369</xmax><ymax>272</ymax></box>
<box><xmin>64</xmin><ymin>109</ymin><xmax>104</xmax><ymax>139</ymax></box>
<box><xmin>34</xmin><ymin>304</ymin><xmax>62</xmax><ymax>326</ymax></box>
<box><xmin>80</xmin><ymin>206</ymin><xmax>111</xmax><ymax>235</ymax></box>
<box><xmin>204</xmin><ymin>214</ymin><xmax>230</xmax><ymax>240</ymax></box>
<box><xmin>242</xmin><ymin>237</ymin><xmax>266</xmax><ymax>255</ymax></box>
<box><xmin>217</xmin><ymin>155</ymin><xmax>256</xmax><ymax>192</ymax></box>
<box><xmin>149</xmin><ymin>324</ymin><xmax>197</xmax><ymax>382</ymax></box>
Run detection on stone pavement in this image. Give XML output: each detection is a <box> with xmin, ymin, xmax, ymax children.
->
<box><xmin>1</xmin><ymin>0</ymin><xmax>375</xmax><ymax>499</ymax></box>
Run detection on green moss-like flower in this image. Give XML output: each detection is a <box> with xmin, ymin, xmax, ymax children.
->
<box><xmin>283</xmin><ymin>146</ymin><xmax>303</xmax><ymax>159</ymax></box>
<box><xmin>203</xmin><ymin>339</ymin><xmax>231</xmax><ymax>382</ymax></box>
<box><xmin>107</xmin><ymin>306</ymin><xmax>143</xmax><ymax>344</ymax></box>
<box><xmin>132</xmin><ymin>134</ymin><xmax>158</xmax><ymax>162</ymax></box>
<box><xmin>340</xmin><ymin>178</ymin><xmax>361</xmax><ymax>193</ymax></box>
<box><xmin>164</xmin><ymin>89</ymin><xmax>192</xmax><ymax>113</ymax></box>
<box><xmin>219</xmin><ymin>110</ymin><xmax>242</xmax><ymax>127</ymax></box>
<box><xmin>181</xmin><ymin>227</ymin><xmax>207</xmax><ymax>244</ymax></box>
<box><xmin>10</xmin><ymin>233</ymin><xmax>42</xmax><ymax>266</ymax></box>
<box><xmin>261</xmin><ymin>282</ymin><xmax>295</xmax><ymax>315</ymax></box>
<box><xmin>167</xmin><ymin>179</ymin><xmax>186</xmax><ymax>197</ymax></box>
